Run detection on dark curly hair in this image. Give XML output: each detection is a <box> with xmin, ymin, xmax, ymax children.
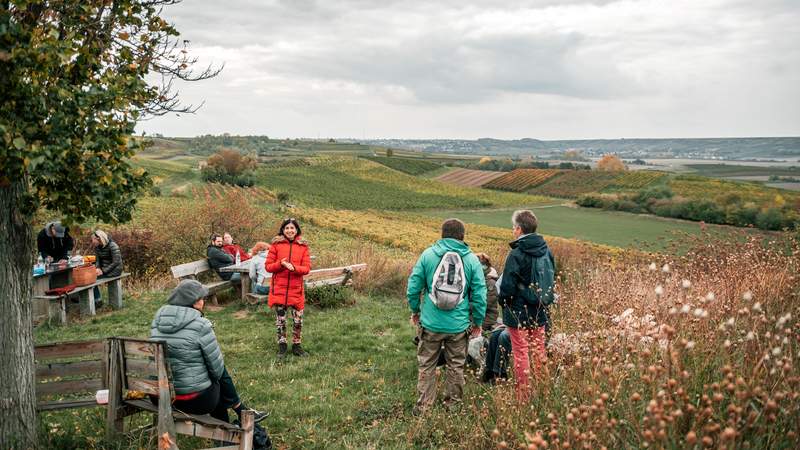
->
<box><xmin>278</xmin><ymin>218</ymin><xmax>302</xmax><ymax>240</ymax></box>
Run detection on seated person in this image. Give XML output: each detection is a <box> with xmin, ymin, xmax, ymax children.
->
<box><xmin>481</xmin><ymin>325</ymin><xmax>511</xmax><ymax>383</ymax></box>
<box><xmin>91</xmin><ymin>230</ymin><xmax>123</xmax><ymax>308</ymax></box>
<box><xmin>222</xmin><ymin>232</ymin><xmax>251</xmax><ymax>262</ymax></box>
<box><xmin>37</xmin><ymin>221</ymin><xmax>74</xmax><ymax>262</ymax></box>
<box><xmin>207</xmin><ymin>234</ymin><xmax>240</xmax><ymax>282</ymax></box>
<box><xmin>248</xmin><ymin>242</ymin><xmax>270</xmax><ymax>295</ymax></box>
<box><xmin>150</xmin><ymin>280</ymin><xmax>267</xmax><ymax>423</ymax></box>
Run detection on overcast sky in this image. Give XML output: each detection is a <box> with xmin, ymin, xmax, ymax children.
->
<box><xmin>139</xmin><ymin>0</ymin><xmax>800</xmax><ymax>140</ymax></box>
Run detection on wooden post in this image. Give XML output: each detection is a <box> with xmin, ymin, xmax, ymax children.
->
<box><xmin>108</xmin><ymin>279</ymin><xmax>123</xmax><ymax>309</ymax></box>
<box><xmin>155</xmin><ymin>344</ymin><xmax>178</xmax><ymax>450</ymax></box>
<box><xmin>239</xmin><ymin>410</ymin><xmax>255</xmax><ymax>450</ymax></box>
<box><xmin>106</xmin><ymin>339</ymin><xmax>124</xmax><ymax>440</ymax></box>
<box><xmin>79</xmin><ymin>288</ymin><xmax>96</xmax><ymax>316</ymax></box>
<box><xmin>240</xmin><ymin>272</ymin><xmax>251</xmax><ymax>302</ymax></box>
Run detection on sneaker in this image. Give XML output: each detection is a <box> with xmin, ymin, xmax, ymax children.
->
<box><xmin>277</xmin><ymin>343</ymin><xmax>287</xmax><ymax>359</ymax></box>
<box><xmin>291</xmin><ymin>344</ymin><xmax>308</xmax><ymax>357</ymax></box>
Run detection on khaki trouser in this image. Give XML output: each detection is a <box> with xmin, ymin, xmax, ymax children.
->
<box><xmin>416</xmin><ymin>328</ymin><xmax>468</xmax><ymax>411</ymax></box>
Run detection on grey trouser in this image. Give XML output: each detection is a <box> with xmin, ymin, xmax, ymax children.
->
<box><xmin>416</xmin><ymin>328</ymin><xmax>468</xmax><ymax>410</ymax></box>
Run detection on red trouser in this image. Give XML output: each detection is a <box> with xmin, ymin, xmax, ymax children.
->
<box><xmin>508</xmin><ymin>326</ymin><xmax>547</xmax><ymax>402</ymax></box>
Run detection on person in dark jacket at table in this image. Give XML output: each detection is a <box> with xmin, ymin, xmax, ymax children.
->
<box><xmin>37</xmin><ymin>221</ymin><xmax>74</xmax><ymax>262</ymax></box>
<box><xmin>150</xmin><ymin>279</ymin><xmax>267</xmax><ymax>424</ymax></box>
<box><xmin>92</xmin><ymin>229</ymin><xmax>123</xmax><ymax>308</ymax></box>
<box><xmin>207</xmin><ymin>233</ymin><xmax>240</xmax><ymax>282</ymax></box>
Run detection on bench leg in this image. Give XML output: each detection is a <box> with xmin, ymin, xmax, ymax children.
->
<box><xmin>106</xmin><ymin>339</ymin><xmax>125</xmax><ymax>440</ymax></box>
<box><xmin>241</xmin><ymin>273</ymin><xmax>251</xmax><ymax>302</ymax></box>
<box><xmin>240</xmin><ymin>410</ymin><xmax>255</xmax><ymax>450</ymax></box>
<box><xmin>108</xmin><ymin>279</ymin><xmax>123</xmax><ymax>310</ymax></box>
<box><xmin>79</xmin><ymin>288</ymin><xmax>96</xmax><ymax>316</ymax></box>
<box><xmin>58</xmin><ymin>297</ymin><xmax>66</xmax><ymax>325</ymax></box>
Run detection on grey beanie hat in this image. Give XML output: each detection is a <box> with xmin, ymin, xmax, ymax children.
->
<box><xmin>167</xmin><ymin>279</ymin><xmax>209</xmax><ymax>306</ymax></box>
<box><xmin>47</xmin><ymin>221</ymin><xmax>66</xmax><ymax>238</ymax></box>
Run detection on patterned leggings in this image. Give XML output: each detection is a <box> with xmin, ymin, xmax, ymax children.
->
<box><xmin>275</xmin><ymin>306</ymin><xmax>303</xmax><ymax>344</ymax></box>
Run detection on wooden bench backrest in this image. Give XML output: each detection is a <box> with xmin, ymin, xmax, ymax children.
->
<box><xmin>35</xmin><ymin>339</ymin><xmax>108</xmax><ymax>410</ymax></box>
<box><xmin>171</xmin><ymin>259</ymin><xmax>212</xmax><ymax>280</ymax></box>
<box><xmin>111</xmin><ymin>337</ymin><xmax>174</xmax><ymax>400</ymax></box>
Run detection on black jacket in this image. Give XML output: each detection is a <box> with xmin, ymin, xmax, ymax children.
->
<box><xmin>96</xmin><ymin>240</ymin><xmax>123</xmax><ymax>277</ymax></box>
<box><xmin>37</xmin><ymin>227</ymin><xmax>74</xmax><ymax>261</ymax></box>
<box><xmin>498</xmin><ymin>234</ymin><xmax>554</xmax><ymax>328</ymax></box>
<box><xmin>207</xmin><ymin>245</ymin><xmax>234</xmax><ymax>281</ymax></box>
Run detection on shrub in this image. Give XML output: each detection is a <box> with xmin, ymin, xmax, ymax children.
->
<box><xmin>305</xmin><ymin>285</ymin><xmax>355</xmax><ymax>308</ymax></box>
<box><xmin>201</xmin><ymin>148</ymin><xmax>257</xmax><ymax>186</ymax></box>
<box><xmin>756</xmin><ymin>207</ymin><xmax>787</xmax><ymax>230</ymax></box>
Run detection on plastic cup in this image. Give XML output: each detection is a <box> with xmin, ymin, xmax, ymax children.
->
<box><xmin>95</xmin><ymin>389</ymin><xmax>109</xmax><ymax>404</ymax></box>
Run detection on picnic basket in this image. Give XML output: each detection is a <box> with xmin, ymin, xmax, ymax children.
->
<box><xmin>73</xmin><ymin>264</ymin><xmax>97</xmax><ymax>286</ymax></box>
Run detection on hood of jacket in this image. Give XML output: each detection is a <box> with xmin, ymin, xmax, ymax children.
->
<box><xmin>271</xmin><ymin>235</ymin><xmax>308</xmax><ymax>246</ymax></box>
<box><xmin>509</xmin><ymin>233</ymin><xmax>549</xmax><ymax>257</ymax></box>
<box><xmin>431</xmin><ymin>238</ymin><xmax>472</xmax><ymax>258</ymax></box>
<box><xmin>152</xmin><ymin>305</ymin><xmax>202</xmax><ymax>334</ymax></box>
<box><xmin>44</xmin><ymin>221</ymin><xmax>66</xmax><ymax>238</ymax></box>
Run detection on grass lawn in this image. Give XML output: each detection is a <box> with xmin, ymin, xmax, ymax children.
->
<box><xmin>35</xmin><ymin>290</ymin><xmax>489</xmax><ymax>449</ymax></box>
<box><xmin>426</xmin><ymin>205</ymin><xmax>723</xmax><ymax>250</ymax></box>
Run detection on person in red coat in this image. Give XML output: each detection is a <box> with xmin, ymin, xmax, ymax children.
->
<box><xmin>266</xmin><ymin>218</ymin><xmax>311</xmax><ymax>358</ymax></box>
<box><xmin>222</xmin><ymin>232</ymin><xmax>251</xmax><ymax>262</ymax></box>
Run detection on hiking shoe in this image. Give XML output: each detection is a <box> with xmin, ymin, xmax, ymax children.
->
<box><xmin>277</xmin><ymin>343</ymin><xmax>287</xmax><ymax>359</ymax></box>
<box><xmin>249</xmin><ymin>408</ymin><xmax>270</xmax><ymax>424</ymax></box>
<box><xmin>291</xmin><ymin>344</ymin><xmax>308</xmax><ymax>357</ymax></box>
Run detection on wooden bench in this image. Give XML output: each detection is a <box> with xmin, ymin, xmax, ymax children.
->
<box><xmin>170</xmin><ymin>259</ymin><xmax>234</xmax><ymax>305</ymax></box>
<box><xmin>244</xmin><ymin>263</ymin><xmax>367</xmax><ymax>304</ymax></box>
<box><xmin>34</xmin><ymin>273</ymin><xmax>130</xmax><ymax>325</ymax></box>
<box><xmin>35</xmin><ymin>339</ymin><xmax>108</xmax><ymax>411</ymax></box>
<box><xmin>106</xmin><ymin>337</ymin><xmax>255</xmax><ymax>450</ymax></box>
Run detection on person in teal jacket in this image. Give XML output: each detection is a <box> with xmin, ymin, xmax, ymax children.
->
<box><xmin>406</xmin><ymin>218</ymin><xmax>487</xmax><ymax>414</ymax></box>
<box><xmin>151</xmin><ymin>280</ymin><xmax>267</xmax><ymax>424</ymax></box>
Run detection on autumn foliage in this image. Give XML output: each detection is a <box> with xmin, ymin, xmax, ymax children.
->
<box><xmin>201</xmin><ymin>148</ymin><xmax>257</xmax><ymax>186</ymax></box>
<box><xmin>597</xmin><ymin>154</ymin><xmax>628</xmax><ymax>171</ymax></box>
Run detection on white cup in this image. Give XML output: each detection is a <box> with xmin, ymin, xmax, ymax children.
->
<box><xmin>96</xmin><ymin>389</ymin><xmax>109</xmax><ymax>404</ymax></box>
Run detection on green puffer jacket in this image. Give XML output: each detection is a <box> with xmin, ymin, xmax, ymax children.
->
<box><xmin>406</xmin><ymin>238</ymin><xmax>487</xmax><ymax>334</ymax></box>
<box><xmin>150</xmin><ymin>305</ymin><xmax>225</xmax><ymax>394</ymax></box>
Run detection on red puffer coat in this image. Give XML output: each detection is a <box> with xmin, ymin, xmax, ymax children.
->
<box><xmin>266</xmin><ymin>236</ymin><xmax>311</xmax><ymax>309</ymax></box>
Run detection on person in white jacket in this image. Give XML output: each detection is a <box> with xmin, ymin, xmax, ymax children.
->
<box><xmin>248</xmin><ymin>242</ymin><xmax>270</xmax><ymax>295</ymax></box>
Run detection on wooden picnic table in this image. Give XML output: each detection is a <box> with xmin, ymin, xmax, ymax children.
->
<box><xmin>32</xmin><ymin>260</ymin><xmax>83</xmax><ymax>322</ymax></box>
<box><xmin>218</xmin><ymin>259</ymin><xmax>257</xmax><ymax>302</ymax></box>
<box><xmin>219</xmin><ymin>256</ymin><xmax>319</xmax><ymax>302</ymax></box>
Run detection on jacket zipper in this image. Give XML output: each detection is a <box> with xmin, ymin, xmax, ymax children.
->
<box><xmin>284</xmin><ymin>240</ymin><xmax>294</xmax><ymax>306</ymax></box>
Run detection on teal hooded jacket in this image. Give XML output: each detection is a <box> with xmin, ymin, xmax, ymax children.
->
<box><xmin>406</xmin><ymin>238</ymin><xmax>487</xmax><ymax>334</ymax></box>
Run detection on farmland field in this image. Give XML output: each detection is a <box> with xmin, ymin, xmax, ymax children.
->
<box><xmin>425</xmin><ymin>205</ymin><xmax>752</xmax><ymax>250</ymax></box>
<box><xmin>685</xmin><ymin>163</ymin><xmax>800</xmax><ymax>178</ymax></box>
<box><xmin>668</xmin><ymin>174</ymin><xmax>800</xmax><ymax>204</ymax></box>
<box><xmin>360</xmin><ymin>155</ymin><xmax>442</xmax><ymax>175</ymax></box>
<box><xmin>484</xmin><ymin>169</ymin><xmax>563</xmax><ymax>191</ymax></box>
<box><xmin>434</xmin><ymin>168</ymin><xmax>505</xmax><ymax>187</ymax></box>
<box><xmin>606</xmin><ymin>170</ymin><xmax>667</xmax><ymax>189</ymax></box>
<box><xmin>530</xmin><ymin>170</ymin><xmax>619</xmax><ymax>198</ymax></box>
<box><xmin>256</xmin><ymin>158</ymin><xmax>551</xmax><ymax>210</ymax></box>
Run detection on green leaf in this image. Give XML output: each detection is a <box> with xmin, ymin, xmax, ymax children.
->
<box><xmin>12</xmin><ymin>137</ymin><xmax>25</xmax><ymax>150</ymax></box>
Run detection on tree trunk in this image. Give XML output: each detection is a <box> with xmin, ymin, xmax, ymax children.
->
<box><xmin>0</xmin><ymin>176</ymin><xmax>37</xmax><ymax>447</ymax></box>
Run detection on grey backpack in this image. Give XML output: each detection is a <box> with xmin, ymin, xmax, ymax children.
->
<box><xmin>428</xmin><ymin>251</ymin><xmax>466</xmax><ymax>310</ymax></box>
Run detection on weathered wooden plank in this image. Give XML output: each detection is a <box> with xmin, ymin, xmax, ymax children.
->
<box><xmin>125</xmin><ymin>358</ymin><xmax>157</xmax><ymax>377</ymax></box>
<box><xmin>155</xmin><ymin>343</ymin><xmax>178</xmax><ymax>450</ymax></box>
<box><xmin>36</xmin><ymin>398</ymin><xmax>99</xmax><ymax>411</ymax></box>
<box><xmin>174</xmin><ymin>421</ymin><xmax>241</xmax><ymax>443</ymax></box>
<box><xmin>36</xmin><ymin>359</ymin><xmax>103</xmax><ymax>378</ymax></box>
<box><xmin>106</xmin><ymin>339</ymin><xmax>125</xmax><ymax>440</ymax></box>
<box><xmin>127</xmin><ymin>377</ymin><xmax>159</xmax><ymax>396</ymax></box>
<box><xmin>35</xmin><ymin>340</ymin><xmax>105</xmax><ymax>360</ymax></box>
<box><xmin>36</xmin><ymin>378</ymin><xmax>103</xmax><ymax>398</ymax></box>
<box><xmin>239</xmin><ymin>410</ymin><xmax>254</xmax><ymax>450</ymax></box>
<box><xmin>123</xmin><ymin>340</ymin><xmax>157</xmax><ymax>358</ymax></box>
<box><xmin>304</xmin><ymin>263</ymin><xmax>367</xmax><ymax>280</ymax></box>
<box><xmin>171</xmin><ymin>259</ymin><xmax>211</xmax><ymax>279</ymax></box>
<box><xmin>205</xmin><ymin>280</ymin><xmax>233</xmax><ymax>294</ymax></box>
<box><xmin>306</xmin><ymin>275</ymin><xmax>348</xmax><ymax>289</ymax></box>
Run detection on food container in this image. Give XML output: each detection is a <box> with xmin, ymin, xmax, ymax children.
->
<box><xmin>73</xmin><ymin>264</ymin><xmax>97</xmax><ymax>286</ymax></box>
<box><xmin>83</xmin><ymin>255</ymin><xmax>96</xmax><ymax>264</ymax></box>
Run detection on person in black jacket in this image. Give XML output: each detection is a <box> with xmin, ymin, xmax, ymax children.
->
<box><xmin>92</xmin><ymin>229</ymin><xmax>123</xmax><ymax>308</ymax></box>
<box><xmin>207</xmin><ymin>234</ymin><xmax>240</xmax><ymax>282</ymax></box>
<box><xmin>37</xmin><ymin>221</ymin><xmax>74</xmax><ymax>262</ymax></box>
<box><xmin>498</xmin><ymin>210</ymin><xmax>555</xmax><ymax>403</ymax></box>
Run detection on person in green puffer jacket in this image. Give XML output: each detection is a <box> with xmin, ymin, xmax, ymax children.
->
<box><xmin>406</xmin><ymin>218</ymin><xmax>487</xmax><ymax>414</ymax></box>
<box><xmin>150</xmin><ymin>280</ymin><xmax>267</xmax><ymax>424</ymax></box>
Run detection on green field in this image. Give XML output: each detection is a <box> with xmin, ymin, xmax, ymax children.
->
<box><xmin>426</xmin><ymin>205</ymin><xmax>742</xmax><ymax>250</ymax></box>
<box><xmin>257</xmin><ymin>158</ymin><xmax>550</xmax><ymax>210</ymax></box>
<box><xmin>360</xmin><ymin>155</ymin><xmax>442</xmax><ymax>175</ymax></box>
<box><xmin>685</xmin><ymin>163</ymin><xmax>800</xmax><ymax>177</ymax></box>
